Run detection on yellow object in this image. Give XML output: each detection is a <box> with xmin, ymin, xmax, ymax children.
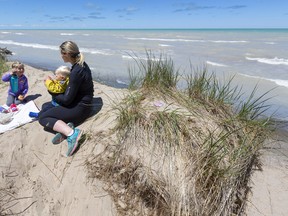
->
<box><xmin>18</xmin><ymin>95</ymin><xmax>24</xmax><ymax>100</ymax></box>
<box><xmin>45</xmin><ymin>78</ymin><xmax>69</xmax><ymax>94</ymax></box>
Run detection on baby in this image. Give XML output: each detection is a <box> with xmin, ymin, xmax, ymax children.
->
<box><xmin>29</xmin><ymin>66</ymin><xmax>70</xmax><ymax>118</ymax></box>
<box><xmin>45</xmin><ymin>65</ymin><xmax>70</xmax><ymax>106</ymax></box>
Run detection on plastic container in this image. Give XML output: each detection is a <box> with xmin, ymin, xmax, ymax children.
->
<box><xmin>10</xmin><ymin>74</ymin><xmax>18</xmax><ymax>93</ymax></box>
<box><xmin>9</xmin><ymin>104</ymin><xmax>18</xmax><ymax>112</ymax></box>
<box><xmin>0</xmin><ymin>106</ymin><xmax>7</xmax><ymax>113</ymax></box>
<box><xmin>29</xmin><ymin>112</ymin><xmax>39</xmax><ymax>118</ymax></box>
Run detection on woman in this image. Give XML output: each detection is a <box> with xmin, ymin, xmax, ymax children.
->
<box><xmin>38</xmin><ymin>41</ymin><xmax>94</xmax><ymax>157</ymax></box>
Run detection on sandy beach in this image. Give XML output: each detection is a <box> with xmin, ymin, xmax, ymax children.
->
<box><xmin>246</xmin><ymin>129</ymin><xmax>288</xmax><ymax>216</ymax></box>
<box><xmin>0</xmin><ymin>64</ymin><xmax>287</xmax><ymax>215</ymax></box>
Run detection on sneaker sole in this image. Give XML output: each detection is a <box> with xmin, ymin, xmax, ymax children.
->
<box><xmin>51</xmin><ymin>133</ymin><xmax>65</xmax><ymax>145</ymax></box>
<box><xmin>51</xmin><ymin>122</ymin><xmax>74</xmax><ymax>145</ymax></box>
<box><xmin>68</xmin><ymin>130</ymin><xmax>83</xmax><ymax>156</ymax></box>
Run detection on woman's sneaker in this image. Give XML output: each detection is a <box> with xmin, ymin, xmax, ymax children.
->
<box><xmin>66</xmin><ymin>128</ymin><xmax>83</xmax><ymax>157</ymax></box>
<box><xmin>51</xmin><ymin>122</ymin><xmax>74</xmax><ymax>145</ymax></box>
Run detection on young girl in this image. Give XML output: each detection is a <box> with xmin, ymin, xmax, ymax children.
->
<box><xmin>1</xmin><ymin>62</ymin><xmax>29</xmax><ymax>106</ymax></box>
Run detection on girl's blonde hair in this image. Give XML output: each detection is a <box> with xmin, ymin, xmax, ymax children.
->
<box><xmin>59</xmin><ymin>41</ymin><xmax>85</xmax><ymax>67</ymax></box>
<box><xmin>55</xmin><ymin>65</ymin><xmax>70</xmax><ymax>78</ymax></box>
<box><xmin>12</xmin><ymin>61</ymin><xmax>24</xmax><ymax>69</ymax></box>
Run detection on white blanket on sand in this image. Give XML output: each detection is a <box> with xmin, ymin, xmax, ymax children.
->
<box><xmin>0</xmin><ymin>101</ymin><xmax>39</xmax><ymax>134</ymax></box>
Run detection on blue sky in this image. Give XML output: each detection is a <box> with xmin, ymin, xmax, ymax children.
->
<box><xmin>0</xmin><ymin>0</ymin><xmax>287</xmax><ymax>29</ymax></box>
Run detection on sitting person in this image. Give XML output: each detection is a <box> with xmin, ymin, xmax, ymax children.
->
<box><xmin>45</xmin><ymin>65</ymin><xmax>70</xmax><ymax>106</ymax></box>
<box><xmin>38</xmin><ymin>41</ymin><xmax>94</xmax><ymax>157</ymax></box>
<box><xmin>1</xmin><ymin>61</ymin><xmax>28</xmax><ymax>106</ymax></box>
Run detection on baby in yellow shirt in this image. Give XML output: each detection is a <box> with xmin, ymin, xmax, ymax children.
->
<box><xmin>45</xmin><ymin>65</ymin><xmax>70</xmax><ymax>106</ymax></box>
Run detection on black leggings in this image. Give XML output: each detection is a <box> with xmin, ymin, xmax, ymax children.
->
<box><xmin>38</xmin><ymin>102</ymin><xmax>92</xmax><ymax>130</ymax></box>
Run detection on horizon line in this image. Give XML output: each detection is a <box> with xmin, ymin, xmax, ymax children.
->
<box><xmin>1</xmin><ymin>27</ymin><xmax>288</xmax><ymax>31</ymax></box>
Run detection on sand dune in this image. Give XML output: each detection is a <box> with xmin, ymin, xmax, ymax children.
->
<box><xmin>0</xmin><ymin>64</ymin><xmax>287</xmax><ymax>215</ymax></box>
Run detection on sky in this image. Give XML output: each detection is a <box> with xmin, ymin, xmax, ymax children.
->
<box><xmin>0</xmin><ymin>0</ymin><xmax>287</xmax><ymax>29</ymax></box>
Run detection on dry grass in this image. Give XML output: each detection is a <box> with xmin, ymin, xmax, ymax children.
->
<box><xmin>85</xmin><ymin>52</ymin><xmax>272</xmax><ymax>215</ymax></box>
<box><xmin>0</xmin><ymin>187</ymin><xmax>35</xmax><ymax>215</ymax></box>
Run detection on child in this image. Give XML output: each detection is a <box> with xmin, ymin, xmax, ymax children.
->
<box><xmin>1</xmin><ymin>61</ymin><xmax>28</xmax><ymax>106</ymax></box>
<box><xmin>45</xmin><ymin>65</ymin><xmax>70</xmax><ymax>106</ymax></box>
<box><xmin>29</xmin><ymin>65</ymin><xmax>70</xmax><ymax>119</ymax></box>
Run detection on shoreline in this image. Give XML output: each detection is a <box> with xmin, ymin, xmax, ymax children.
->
<box><xmin>246</xmin><ymin>126</ymin><xmax>288</xmax><ymax>215</ymax></box>
<box><xmin>6</xmin><ymin>59</ymin><xmax>288</xmax><ymax>129</ymax></box>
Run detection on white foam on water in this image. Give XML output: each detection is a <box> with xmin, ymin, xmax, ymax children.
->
<box><xmin>246</xmin><ymin>56</ymin><xmax>288</xmax><ymax>65</ymax></box>
<box><xmin>206</xmin><ymin>61</ymin><xmax>228</xmax><ymax>67</ymax></box>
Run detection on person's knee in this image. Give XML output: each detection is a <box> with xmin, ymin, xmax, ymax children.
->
<box><xmin>6</xmin><ymin>96</ymin><xmax>14</xmax><ymax>106</ymax></box>
<box><xmin>38</xmin><ymin>117</ymin><xmax>45</xmax><ymax>127</ymax></box>
<box><xmin>38</xmin><ymin>115</ymin><xmax>47</xmax><ymax>127</ymax></box>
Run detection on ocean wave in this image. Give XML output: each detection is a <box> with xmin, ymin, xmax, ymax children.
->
<box><xmin>239</xmin><ymin>73</ymin><xmax>288</xmax><ymax>88</ymax></box>
<box><xmin>0</xmin><ymin>40</ymin><xmax>114</xmax><ymax>56</ymax></box>
<box><xmin>116</xmin><ymin>79</ymin><xmax>128</xmax><ymax>85</ymax></box>
<box><xmin>265</xmin><ymin>42</ymin><xmax>276</xmax><ymax>45</ymax></box>
<box><xmin>80</xmin><ymin>48</ymin><xmax>113</xmax><ymax>55</ymax></box>
<box><xmin>159</xmin><ymin>44</ymin><xmax>172</xmax><ymax>47</ymax></box>
<box><xmin>246</xmin><ymin>57</ymin><xmax>288</xmax><ymax>65</ymax></box>
<box><xmin>126</xmin><ymin>37</ymin><xmax>247</xmax><ymax>43</ymax></box>
<box><xmin>0</xmin><ymin>40</ymin><xmax>59</xmax><ymax>50</ymax></box>
<box><xmin>122</xmin><ymin>54</ymin><xmax>159</xmax><ymax>61</ymax></box>
<box><xmin>1</xmin><ymin>32</ymin><xmax>11</xmax><ymax>34</ymax></box>
<box><xmin>15</xmin><ymin>33</ymin><xmax>24</xmax><ymax>35</ymax></box>
<box><xmin>126</xmin><ymin>37</ymin><xmax>204</xmax><ymax>42</ymax></box>
<box><xmin>122</xmin><ymin>55</ymin><xmax>133</xmax><ymax>60</ymax></box>
<box><xmin>60</xmin><ymin>33</ymin><xmax>75</xmax><ymax>36</ymax></box>
<box><xmin>212</xmin><ymin>40</ymin><xmax>247</xmax><ymax>43</ymax></box>
<box><xmin>267</xmin><ymin>79</ymin><xmax>288</xmax><ymax>88</ymax></box>
<box><xmin>206</xmin><ymin>61</ymin><xmax>228</xmax><ymax>67</ymax></box>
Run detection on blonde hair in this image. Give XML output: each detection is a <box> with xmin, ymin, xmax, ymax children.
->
<box><xmin>55</xmin><ymin>65</ymin><xmax>70</xmax><ymax>78</ymax></box>
<box><xmin>12</xmin><ymin>61</ymin><xmax>24</xmax><ymax>69</ymax></box>
<box><xmin>59</xmin><ymin>41</ymin><xmax>85</xmax><ymax>67</ymax></box>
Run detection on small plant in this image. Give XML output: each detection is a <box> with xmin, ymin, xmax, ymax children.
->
<box><xmin>0</xmin><ymin>47</ymin><xmax>12</xmax><ymax>76</ymax></box>
<box><xmin>113</xmin><ymin>92</ymin><xmax>146</xmax><ymax>131</ymax></box>
<box><xmin>128</xmin><ymin>50</ymin><xmax>180</xmax><ymax>91</ymax></box>
<box><xmin>0</xmin><ymin>59</ymin><xmax>9</xmax><ymax>77</ymax></box>
<box><xmin>186</xmin><ymin>64</ymin><xmax>242</xmax><ymax>106</ymax></box>
<box><xmin>237</xmin><ymin>85</ymin><xmax>274</xmax><ymax>121</ymax></box>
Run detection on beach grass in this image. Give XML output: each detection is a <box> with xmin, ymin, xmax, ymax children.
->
<box><xmin>128</xmin><ymin>50</ymin><xmax>179</xmax><ymax>91</ymax></box>
<box><xmin>0</xmin><ymin>59</ymin><xmax>9</xmax><ymax>77</ymax></box>
<box><xmin>86</xmin><ymin>51</ymin><xmax>273</xmax><ymax>215</ymax></box>
<box><xmin>0</xmin><ymin>48</ymin><xmax>12</xmax><ymax>76</ymax></box>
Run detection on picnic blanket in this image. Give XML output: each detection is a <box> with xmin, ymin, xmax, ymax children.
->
<box><xmin>0</xmin><ymin>101</ymin><xmax>39</xmax><ymax>134</ymax></box>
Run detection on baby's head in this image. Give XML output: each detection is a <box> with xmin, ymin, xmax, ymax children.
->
<box><xmin>55</xmin><ymin>66</ymin><xmax>70</xmax><ymax>81</ymax></box>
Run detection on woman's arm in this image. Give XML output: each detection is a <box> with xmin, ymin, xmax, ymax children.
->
<box><xmin>54</xmin><ymin>66</ymin><xmax>83</xmax><ymax>106</ymax></box>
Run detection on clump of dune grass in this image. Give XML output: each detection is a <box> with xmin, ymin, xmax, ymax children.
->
<box><xmin>0</xmin><ymin>59</ymin><xmax>9</xmax><ymax>77</ymax></box>
<box><xmin>186</xmin><ymin>64</ymin><xmax>242</xmax><ymax>106</ymax></box>
<box><xmin>86</xmin><ymin>51</ymin><xmax>273</xmax><ymax>215</ymax></box>
<box><xmin>0</xmin><ymin>48</ymin><xmax>12</xmax><ymax>76</ymax></box>
<box><xmin>128</xmin><ymin>50</ymin><xmax>180</xmax><ymax>91</ymax></box>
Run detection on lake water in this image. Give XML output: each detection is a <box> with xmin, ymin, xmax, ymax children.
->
<box><xmin>0</xmin><ymin>29</ymin><xmax>287</xmax><ymax>122</ymax></box>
